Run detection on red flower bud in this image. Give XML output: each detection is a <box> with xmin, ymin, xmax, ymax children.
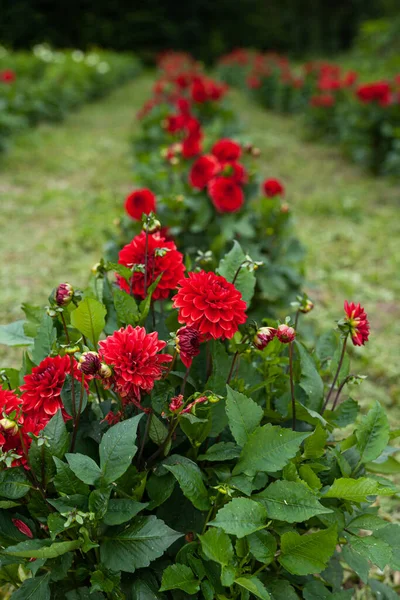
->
<box><xmin>12</xmin><ymin>519</ymin><xmax>33</xmax><ymax>538</ymax></box>
<box><xmin>276</xmin><ymin>324</ymin><xmax>296</xmax><ymax>343</ymax></box>
<box><xmin>78</xmin><ymin>352</ymin><xmax>101</xmax><ymax>376</ymax></box>
<box><xmin>55</xmin><ymin>283</ymin><xmax>74</xmax><ymax>307</ymax></box>
<box><xmin>299</xmin><ymin>300</ymin><xmax>314</xmax><ymax>314</ymax></box>
<box><xmin>253</xmin><ymin>327</ymin><xmax>277</xmax><ymax>350</ymax></box>
<box><xmin>169</xmin><ymin>395</ymin><xmax>184</xmax><ymax>412</ymax></box>
<box><xmin>182</xmin><ymin>396</ymin><xmax>207</xmax><ymax>414</ymax></box>
<box><xmin>176</xmin><ymin>326</ymin><xmax>201</xmax><ymax>368</ymax></box>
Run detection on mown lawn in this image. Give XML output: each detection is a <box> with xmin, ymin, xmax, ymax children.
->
<box><xmin>1</xmin><ymin>74</ymin><xmax>400</xmax><ymax>429</ymax></box>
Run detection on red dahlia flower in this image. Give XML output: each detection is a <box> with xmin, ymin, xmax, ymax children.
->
<box><xmin>98</xmin><ymin>325</ymin><xmax>172</xmax><ymax>404</ymax></box>
<box><xmin>208</xmin><ymin>177</ymin><xmax>244</xmax><ymax>213</ymax></box>
<box><xmin>0</xmin><ymin>69</ymin><xmax>16</xmax><ymax>84</ymax></box>
<box><xmin>212</xmin><ymin>139</ymin><xmax>241</xmax><ymax>162</ymax></box>
<box><xmin>125</xmin><ymin>189</ymin><xmax>156</xmax><ymax>221</ymax></box>
<box><xmin>20</xmin><ymin>355</ymin><xmax>83</xmax><ymax>417</ymax></box>
<box><xmin>182</xmin><ymin>133</ymin><xmax>202</xmax><ymax>158</ymax></box>
<box><xmin>344</xmin><ymin>301</ymin><xmax>370</xmax><ymax>346</ymax></box>
<box><xmin>176</xmin><ymin>326</ymin><xmax>201</xmax><ymax>368</ymax></box>
<box><xmin>189</xmin><ymin>155</ymin><xmax>221</xmax><ymax>189</ymax></box>
<box><xmin>118</xmin><ymin>231</ymin><xmax>185</xmax><ymax>300</ymax></box>
<box><xmin>262</xmin><ymin>178</ymin><xmax>285</xmax><ymax>197</ymax></box>
<box><xmin>221</xmin><ymin>161</ymin><xmax>248</xmax><ymax>184</ymax></box>
<box><xmin>172</xmin><ymin>271</ymin><xmax>247</xmax><ymax>340</ymax></box>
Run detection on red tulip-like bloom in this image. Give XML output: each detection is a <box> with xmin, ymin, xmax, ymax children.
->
<box><xmin>176</xmin><ymin>326</ymin><xmax>201</xmax><ymax>368</ymax></box>
<box><xmin>20</xmin><ymin>355</ymin><xmax>82</xmax><ymax>417</ymax></box>
<box><xmin>344</xmin><ymin>301</ymin><xmax>370</xmax><ymax>346</ymax></box>
<box><xmin>173</xmin><ymin>271</ymin><xmax>247</xmax><ymax>340</ymax></box>
<box><xmin>189</xmin><ymin>154</ymin><xmax>221</xmax><ymax>189</ymax></box>
<box><xmin>125</xmin><ymin>189</ymin><xmax>156</xmax><ymax>221</ymax></box>
<box><xmin>98</xmin><ymin>325</ymin><xmax>172</xmax><ymax>404</ymax></box>
<box><xmin>208</xmin><ymin>177</ymin><xmax>244</xmax><ymax>213</ymax></box>
<box><xmin>276</xmin><ymin>324</ymin><xmax>296</xmax><ymax>343</ymax></box>
<box><xmin>263</xmin><ymin>178</ymin><xmax>285</xmax><ymax>197</ymax></box>
<box><xmin>212</xmin><ymin>138</ymin><xmax>241</xmax><ymax>162</ymax></box>
<box><xmin>118</xmin><ymin>231</ymin><xmax>185</xmax><ymax>300</ymax></box>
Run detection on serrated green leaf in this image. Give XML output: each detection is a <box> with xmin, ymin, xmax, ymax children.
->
<box><xmin>60</xmin><ymin>375</ymin><xmax>87</xmax><ymax>417</ymax></box>
<box><xmin>160</xmin><ymin>563</ymin><xmax>200</xmax><ymax>594</ymax></box>
<box><xmin>347</xmin><ymin>514</ymin><xmax>389</xmax><ymax>533</ymax></box>
<box><xmin>341</xmin><ymin>544</ymin><xmax>370</xmax><ymax>583</ymax></box>
<box><xmin>326</xmin><ymin>398</ymin><xmax>360</xmax><ymax>428</ymax></box>
<box><xmin>103</xmin><ymin>499</ymin><xmax>148</xmax><ymax>526</ymax></box>
<box><xmin>217</xmin><ymin>240</ymin><xmax>256</xmax><ymax>305</ymax></box>
<box><xmin>303</xmin><ymin>580</ymin><xmax>353</xmax><ymax>600</ymax></box>
<box><xmin>210</xmin><ymin>498</ymin><xmax>267</xmax><ymax>538</ymax></box>
<box><xmin>0</xmin><ymin>468</ymin><xmax>31</xmax><ymax>499</ymax></box>
<box><xmin>0</xmin><ymin>320</ymin><xmax>33</xmax><ymax>347</ymax></box>
<box><xmin>247</xmin><ymin>530</ymin><xmax>277</xmax><ymax>565</ymax></box>
<box><xmin>235</xmin><ymin>576</ymin><xmax>271</xmax><ymax>600</ymax></box>
<box><xmin>31</xmin><ymin>315</ymin><xmax>56</xmax><ymax>364</ymax></box>
<box><xmin>66</xmin><ymin>453</ymin><xmax>102</xmax><ymax>486</ymax></box>
<box><xmin>356</xmin><ymin>401</ymin><xmax>390</xmax><ymax>463</ymax></box>
<box><xmin>374</xmin><ymin>524</ymin><xmax>400</xmax><ymax>570</ymax></box>
<box><xmin>303</xmin><ymin>423</ymin><xmax>328</xmax><ymax>460</ymax></box>
<box><xmin>347</xmin><ymin>534</ymin><xmax>392</xmax><ymax>570</ymax></box>
<box><xmin>198</xmin><ymin>442</ymin><xmax>241</xmax><ymax>462</ymax></box>
<box><xmin>11</xmin><ymin>573</ymin><xmax>51</xmax><ymax>599</ymax></box>
<box><xmin>199</xmin><ymin>527</ymin><xmax>234</xmax><ymax>566</ymax></box>
<box><xmin>100</xmin><ymin>515</ymin><xmax>182</xmax><ymax>573</ymax></box>
<box><xmin>324</xmin><ymin>477</ymin><xmax>394</xmax><ymax>503</ymax></box>
<box><xmin>148</xmin><ymin>415</ymin><xmax>168</xmax><ymax>446</ymax></box>
<box><xmin>164</xmin><ymin>455</ymin><xmax>210</xmax><ymax>511</ymax></box>
<box><xmin>234</xmin><ymin>424</ymin><xmax>309</xmax><ymax>476</ymax></box>
<box><xmin>70</xmin><ymin>297</ymin><xmax>106</xmax><ymax>345</ymax></box>
<box><xmin>295</xmin><ymin>341</ymin><xmax>324</xmax><ymax>411</ymax></box>
<box><xmin>279</xmin><ymin>526</ymin><xmax>337</xmax><ymax>575</ymax></box>
<box><xmin>29</xmin><ymin>410</ymin><xmax>70</xmax><ymax>484</ymax></box>
<box><xmin>254</xmin><ymin>480</ymin><xmax>332</xmax><ymax>522</ymax></box>
<box><xmin>368</xmin><ymin>579</ymin><xmax>399</xmax><ymax>600</ymax></box>
<box><xmin>53</xmin><ymin>457</ymin><xmax>90</xmax><ymax>496</ymax></box>
<box><xmin>226</xmin><ymin>386</ymin><xmax>263</xmax><ymax>447</ymax></box>
<box><xmin>113</xmin><ymin>288</ymin><xmax>139</xmax><ymax>325</ymax></box>
<box><xmin>100</xmin><ymin>414</ymin><xmax>142</xmax><ymax>484</ymax></box>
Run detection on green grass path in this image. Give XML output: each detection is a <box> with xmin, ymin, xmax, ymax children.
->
<box><xmin>1</xmin><ymin>75</ymin><xmax>399</xmax><ymax>419</ymax></box>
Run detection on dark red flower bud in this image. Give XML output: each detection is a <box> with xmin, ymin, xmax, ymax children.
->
<box><xmin>12</xmin><ymin>519</ymin><xmax>33</xmax><ymax>538</ymax></box>
<box><xmin>299</xmin><ymin>300</ymin><xmax>314</xmax><ymax>314</ymax></box>
<box><xmin>55</xmin><ymin>283</ymin><xmax>74</xmax><ymax>307</ymax></box>
<box><xmin>169</xmin><ymin>394</ymin><xmax>184</xmax><ymax>412</ymax></box>
<box><xmin>176</xmin><ymin>326</ymin><xmax>201</xmax><ymax>368</ymax></box>
<box><xmin>253</xmin><ymin>327</ymin><xmax>277</xmax><ymax>350</ymax></box>
<box><xmin>276</xmin><ymin>324</ymin><xmax>296</xmax><ymax>343</ymax></box>
<box><xmin>78</xmin><ymin>352</ymin><xmax>101</xmax><ymax>375</ymax></box>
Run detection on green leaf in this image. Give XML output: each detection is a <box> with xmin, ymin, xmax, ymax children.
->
<box><xmin>303</xmin><ymin>580</ymin><xmax>353</xmax><ymax>600</ymax></box>
<box><xmin>324</xmin><ymin>477</ymin><xmax>394</xmax><ymax>503</ymax></box>
<box><xmin>29</xmin><ymin>410</ymin><xmax>70</xmax><ymax>483</ymax></box>
<box><xmin>99</xmin><ymin>414</ymin><xmax>142</xmax><ymax>484</ymax></box>
<box><xmin>198</xmin><ymin>442</ymin><xmax>241</xmax><ymax>462</ymax></box>
<box><xmin>5</xmin><ymin>539</ymin><xmax>81</xmax><ymax>559</ymax></box>
<box><xmin>60</xmin><ymin>375</ymin><xmax>87</xmax><ymax>417</ymax></box>
<box><xmin>368</xmin><ymin>579</ymin><xmax>399</xmax><ymax>600</ymax></box>
<box><xmin>279</xmin><ymin>526</ymin><xmax>337</xmax><ymax>575</ymax></box>
<box><xmin>66</xmin><ymin>453</ymin><xmax>102</xmax><ymax>486</ymax></box>
<box><xmin>217</xmin><ymin>240</ymin><xmax>256</xmax><ymax>305</ymax></box>
<box><xmin>347</xmin><ymin>514</ymin><xmax>389</xmax><ymax>533</ymax></box>
<box><xmin>0</xmin><ymin>320</ymin><xmax>33</xmax><ymax>347</ymax></box>
<box><xmin>347</xmin><ymin>534</ymin><xmax>392</xmax><ymax>570</ymax></box>
<box><xmin>210</xmin><ymin>498</ymin><xmax>267</xmax><ymax>538</ymax></box>
<box><xmin>303</xmin><ymin>423</ymin><xmax>328</xmax><ymax>460</ymax></box>
<box><xmin>100</xmin><ymin>515</ymin><xmax>182</xmax><ymax>572</ymax></box>
<box><xmin>234</xmin><ymin>424</ymin><xmax>309</xmax><ymax>476</ymax></box>
<box><xmin>326</xmin><ymin>398</ymin><xmax>359</xmax><ymax>428</ymax></box>
<box><xmin>247</xmin><ymin>530</ymin><xmax>277</xmax><ymax>565</ymax></box>
<box><xmin>206</xmin><ymin>339</ymin><xmax>231</xmax><ymax>399</ymax></box>
<box><xmin>113</xmin><ymin>288</ymin><xmax>139</xmax><ymax>325</ymax></box>
<box><xmin>160</xmin><ymin>564</ymin><xmax>200</xmax><ymax>595</ymax></box>
<box><xmin>148</xmin><ymin>415</ymin><xmax>168</xmax><ymax>446</ymax></box>
<box><xmin>226</xmin><ymin>386</ymin><xmax>263</xmax><ymax>447</ymax></box>
<box><xmin>11</xmin><ymin>573</ymin><xmax>51</xmax><ymax>600</ymax></box>
<box><xmin>374</xmin><ymin>524</ymin><xmax>400</xmax><ymax>570</ymax></box>
<box><xmin>164</xmin><ymin>455</ymin><xmax>210</xmax><ymax>511</ymax></box>
<box><xmin>235</xmin><ymin>576</ymin><xmax>271</xmax><ymax>600</ymax></box>
<box><xmin>139</xmin><ymin>274</ymin><xmax>163</xmax><ymax>324</ymax></box>
<box><xmin>70</xmin><ymin>297</ymin><xmax>106</xmax><ymax>345</ymax></box>
<box><xmin>31</xmin><ymin>315</ymin><xmax>56</xmax><ymax>364</ymax></box>
<box><xmin>103</xmin><ymin>499</ymin><xmax>148</xmax><ymax>526</ymax></box>
<box><xmin>295</xmin><ymin>341</ymin><xmax>324</xmax><ymax>411</ymax></box>
<box><xmin>48</xmin><ymin>494</ymin><xmax>88</xmax><ymax>514</ymax></box>
<box><xmin>0</xmin><ymin>468</ymin><xmax>31</xmax><ymax>499</ymax></box>
<box><xmin>341</xmin><ymin>544</ymin><xmax>370</xmax><ymax>583</ymax></box>
<box><xmin>199</xmin><ymin>527</ymin><xmax>234</xmax><ymax>566</ymax></box>
<box><xmin>53</xmin><ymin>457</ymin><xmax>90</xmax><ymax>496</ymax></box>
<box><xmin>253</xmin><ymin>480</ymin><xmax>332</xmax><ymax>523</ymax></box>
<box><xmin>356</xmin><ymin>401</ymin><xmax>390</xmax><ymax>463</ymax></box>
<box><xmin>132</xmin><ymin>578</ymin><xmax>165</xmax><ymax>599</ymax></box>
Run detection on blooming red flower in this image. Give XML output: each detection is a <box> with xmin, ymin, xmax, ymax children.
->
<box><xmin>212</xmin><ymin>139</ymin><xmax>241</xmax><ymax>162</ymax></box>
<box><xmin>356</xmin><ymin>82</ymin><xmax>391</xmax><ymax>106</ymax></box>
<box><xmin>262</xmin><ymin>178</ymin><xmax>285</xmax><ymax>197</ymax></box>
<box><xmin>20</xmin><ymin>355</ymin><xmax>82</xmax><ymax>417</ymax></box>
<box><xmin>189</xmin><ymin>154</ymin><xmax>221</xmax><ymax>189</ymax></box>
<box><xmin>118</xmin><ymin>231</ymin><xmax>185</xmax><ymax>300</ymax></box>
<box><xmin>182</xmin><ymin>132</ymin><xmax>202</xmax><ymax>158</ymax></box>
<box><xmin>344</xmin><ymin>301</ymin><xmax>370</xmax><ymax>346</ymax></box>
<box><xmin>208</xmin><ymin>177</ymin><xmax>244</xmax><ymax>213</ymax></box>
<box><xmin>310</xmin><ymin>94</ymin><xmax>335</xmax><ymax>108</ymax></box>
<box><xmin>221</xmin><ymin>161</ymin><xmax>248</xmax><ymax>184</ymax></box>
<box><xmin>191</xmin><ymin>77</ymin><xmax>208</xmax><ymax>103</ymax></box>
<box><xmin>12</xmin><ymin>519</ymin><xmax>33</xmax><ymax>538</ymax></box>
<box><xmin>173</xmin><ymin>271</ymin><xmax>247</xmax><ymax>340</ymax></box>
<box><xmin>0</xmin><ymin>69</ymin><xmax>16</xmax><ymax>84</ymax></box>
<box><xmin>176</xmin><ymin>326</ymin><xmax>201</xmax><ymax>368</ymax></box>
<box><xmin>276</xmin><ymin>324</ymin><xmax>296</xmax><ymax>343</ymax></box>
<box><xmin>98</xmin><ymin>325</ymin><xmax>172</xmax><ymax>404</ymax></box>
<box><xmin>125</xmin><ymin>189</ymin><xmax>156</xmax><ymax>221</ymax></box>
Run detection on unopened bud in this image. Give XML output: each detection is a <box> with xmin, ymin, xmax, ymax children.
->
<box><xmin>207</xmin><ymin>394</ymin><xmax>221</xmax><ymax>404</ymax></box>
<box><xmin>79</xmin><ymin>352</ymin><xmax>101</xmax><ymax>375</ymax></box>
<box><xmin>0</xmin><ymin>418</ymin><xmax>18</xmax><ymax>434</ymax></box>
<box><xmin>143</xmin><ymin>219</ymin><xmax>161</xmax><ymax>234</ymax></box>
<box><xmin>65</xmin><ymin>345</ymin><xmax>80</xmax><ymax>355</ymax></box>
<box><xmin>251</xmin><ymin>147</ymin><xmax>261</xmax><ymax>157</ymax></box>
<box><xmin>299</xmin><ymin>299</ymin><xmax>314</xmax><ymax>314</ymax></box>
<box><xmin>99</xmin><ymin>363</ymin><xmax>112</xmax><ymax>379</ymax></box>
<box><xmin>169</xmin><ymin>395</ymin><xmax>184</xmax><ymax>412</ymax></box>
<box><xmin>281</xmin><ymin>203</ymin><xmax>290</xmax><ymax>214</ymax></box>
<box><xmin>276</xmin><ymin>324</ymin><xmax>296</xmax><ymax>343</ymax></box>
<box><xmin>253</xmin><ymin>327</ymin><xmax>277</xmax><ymax>350</ymax></box>
<box><xmin>91</xmin><ymin>262</ymin><xmax>101</xmax><ymax>275</ymax></box>
<box><xmin>55</xmin><ymin>283</ymin><xmax>74</xmax><ymax>307</ymax></box>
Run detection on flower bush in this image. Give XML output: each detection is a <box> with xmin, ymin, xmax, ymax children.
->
<box><xmin>0</xmin><ymin>44</ymin><xmax>140</xmax><ymax>152</ymax></box>
<box><xmin>217</xmin><ymin>49</ymin><xmax>400</xmax><ymax>176</ymax></box>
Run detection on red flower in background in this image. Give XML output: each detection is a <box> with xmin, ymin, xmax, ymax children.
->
<box><xmin>125</xmin><ymin>189</ymin><xmax>156</xmax><ymax>221</ymax></box>
<box><xmin>98</xmin><ymin>325</ymin><xmax>172</xmax><ymax>404</ymax></box>
<box><xmin>173</xmin><ymin>271</ymin><xmax>247</xmax><ymax>340</ymax></box>
<box><xmin>212</xmin><ymin>138</ymin><xmax>241</xmax><ymax>162</ymax></box>
<box><xmin>0</xmin><ymin>69</ymin><xmax>16</xmax><ymax>84</ymax></box>
<box><xmin>356</xmin><ymin>82</ymin><xmax>391</xmax><ymax>107</ymax></box>
<box><xmin>310</xmin><ymin>94</ymin><xmax>335</xmax><ymax>108</ymax></box>
<box><xmin>221</xmin><ymin>161</ymin><xmax>248</xmax><ymax>184</ymax></box>
<box><xmin>208</xmin><ymin>177</ymin><xmax>244</xmax><ymax>213</ymax></box>
<box><xmin>344</xmin><ymin>301</ymin><xmax>370</xmax><ymax>346</ymax></box>
<box><xmin>189</xmin><ymin>154</ymin><xmax>221</xmax><ymax>189</ymax></box>
<box><xmin>118</xmin><ymin>231</ymin><xmax>185</xmax><ymax>300</ymax></box>
<box><xmin>12</xmin><ymin>519</ymin><xmax>33</xmax><ymax>538</ymax></box>
<box><xmin>20</xmin><ymin>356</ymin><xmax>83</xmax><ymax>418</ymax></box>
<box><xmin>262</xmin><ymin>178</ymin><xmax>285</xmax><ymax>197</ymax></box>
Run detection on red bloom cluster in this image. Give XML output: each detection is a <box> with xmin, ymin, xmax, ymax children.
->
<box><xmin>310</xmin><ymin>94</ymin><xmax>335</xmax><ymax>108</ymax></box>
<box><xmin>263</xmin><ymin>178</ymin><xmax>285</xmax><ymax>197</ymax></box>
<box><xmin>125</xmin><ymin>189</ymin><xmax>156</xmax><ymax>220</ymax></box>
<box><xmin>356</xmin><ymin>82</ymin><xmax>391</xmax><ymax>107</ymax></box>
<box><xmin>0</xmin><ymin>69</ymin><xmax>16</xmax><ymax>84</ymax></box>
<box><xmin>118</xmin><ymin>231</ymin><xmax>185</xmax><ymax>300</ymax></box>
<box><xmin>98</xmin><ymin>325</ymin><xmax>172</xmax><ymax>405</ymax></box>
<box><xmin>344</xmin><ymin>301</ymin><xmax>370</xmax><ymax>346</ymax></box>
<box><xmin>173</xmin><ymin>270</ymin><xmax>247</xmax><ymax>340</ymax></box>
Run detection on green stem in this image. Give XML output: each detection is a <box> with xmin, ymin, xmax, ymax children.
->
<box><xmin>226</xmin><ymin>351</ymin><xmax>239</xmax><ymax>385</ymax></box>
<box><xmin>289</xmin><ymin>342</ymin><xmax>296</xmax><ymax>431</ymax></box>
<box><xmin>138</xmin><ymin>410</ymin><xmax>153</xmax><ymax>468</ymax></box>
<box><xmin>70</xmin><ymin>374</ymin><xmax>85</xmax><ymax>452</ymax></box>
<box><xmin>322</xmin><ymin>335</ymin><xmax>348</xmax><ymax>413</ymax></box>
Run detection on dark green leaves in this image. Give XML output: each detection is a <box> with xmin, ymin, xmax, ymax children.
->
<box><xmin>32</xmin><ymin>314</ymin><xmax>56</xmax><ymax>364</ymax></box>
<box><xmin>356</xmin><ymin>401</ymin><xmax>390</xmax><ymax>463</ymax></box>
<box><xmin>210</xmin><ymin>498</ymin><xmax>267</xmax><ymax>538</ymax></box>
<box><xmin>11</xmin><ymin>573</ymin><xmax>51</xmax><ymax>599</ymax></box>
<box><xmin>199</xmin><ymin>527</ymin><xmax>234</xmax><ymax>566</ymax></box>
<box><xmin>295</xmin><ymin>341</ymin><xmax>324</xmax><ymax>411</ymax></box>
<box><xmin>102</xmin><ymin>499</ymin><xmax>148</xmax><ymax>526</ymax></box>
<box><xmin>226</xmin><ymin>386</ymin><xmax>263</xmax><ymax>446</ymax></box>
<box><xmin>66</xmin><ymin>454</ymin><xmax>102</xmax><ymax>486</ymax></box>
<box><xmin>4</xmin><ymin>539</ymin><xmax>81</xmax><ymax>559</ymax></box>
<box><xmin>70</xmin><ymin>297</ymin><xmax>106</xmax><ymax>345</ymax></box>
<box><xmin>113</xmin><ymin>289</ymin><xmax>139</xmax><ymax>325</ymax></box>
<box><xmin>324</xmin><ymin>477</ymin><xmax>394</xmax><ymax>503</ymax></box>
<box><xmin>0</xmin><ymin>468</ymin><xmax>31</xmax><ymax>499</ymax></box>
<box><xmin>164</xmin><ymin>455</ymin><xmax>210</xmax><ymax>511</ymax></box>
<box><xmin>254</xmin><ymin>480</ymin><xmax>332</xmax><ymax>522</ymax></box>
<box><xmin>160</xmin><ymin>564</ymin><xmax>200</xmax><ymax>595</ymax></box>
<box><xmin>99</xmin><ymin>414</ymin><xmax>142</xmax><ymax>484</ymax></box>
<box><xmin>235</xmin><ymin>576</ymin><xmax>271</xmax><ymax>600</ymax></box>
<box><xmin>61</xmin><ymin>375</ymin><xmax>87</xmax><ymax>417</ymax></box>
<box><xmin>279</xmin><ymin>526</ymin><xmax>337</xmax><ymax>575</ymax></box>
<box><xmin>217</xmin><ymin>240</ymin><xmax>256</xmax><ymax>305</ymax></box>
<box><xmin>100</xmin><ymin>515</ymin><xmax>181</xmax><ymax>572</ymax></box>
